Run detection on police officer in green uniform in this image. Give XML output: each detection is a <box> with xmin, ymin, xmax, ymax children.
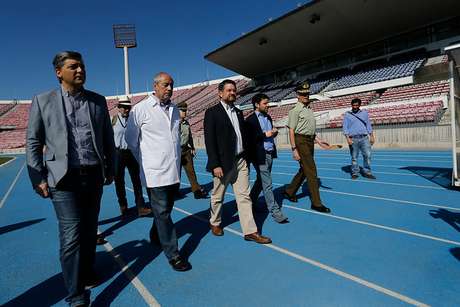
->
<box><xmin>177</xmin><ymin>101</ymin><xmax>208</xmax><ymax>199</ymax></box>
<box><xmin>283</xmin><ymin>82</ymin><xmax>331</xmax><ymax>213</ymax></box>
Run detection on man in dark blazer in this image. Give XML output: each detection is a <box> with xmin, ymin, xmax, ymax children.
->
<box><xmin>245</xmin><ymin>93</ymin><xmax>288</xmax><ymax>223</ymax></box>
<box><xmin>26</xmin><ymin>51</ymin><xmax>115</xmax><ymax>307</ymax></box>
<box><xmin>204</xmin><ymin>79</ymin><xmax>271</xmax><ymax>244</ymax></box>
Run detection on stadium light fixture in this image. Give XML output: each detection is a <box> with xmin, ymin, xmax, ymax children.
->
<box><xmin>113</xmin><ymin>24</ymin><xmax>137</xmax><ymax>96</ymax></box>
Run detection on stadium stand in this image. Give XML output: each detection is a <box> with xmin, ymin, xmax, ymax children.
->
<box><xmin>0</xmin><ymin>129</ymin><xmax>27</xmax><ymax>150</ymax></box>
<box><xmin>373</xmin><ymin>80</ymin><xmax>449</xmax><ymax>104</ymax></box>
<box><xmin>0</xmin><ymin>104</ymin><xmax>31</xmax><ymax>129</ymax></box>
<box><xmin>0</xmin><ymin>102</ymin><xmax>17</xmax><ymax>117</ymax></box>
<box><xmin>327</xmin><ymin>100</ymin><xmax>444</xmax><ymax>128</ymax></box>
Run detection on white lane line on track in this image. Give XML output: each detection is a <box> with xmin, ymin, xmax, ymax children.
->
<box><xmin>274</xmin><ymin>172</ymin><xmax>445</xmax><ymax>190</ymax></box>
<box><xmin>277</xmin><ymin>152</ymin><xmax>451</xmax><ymax>159</ymax></box>
<box><xmin>192</xmin><ymin>161</ymin><xmax>445</xmax><ymax>190</ymax></box>
<box><xmin>99</xmin><ymin>237</ymin><xmax>161</xmax><ymax>307</ymax></box>
<box><xmin>0</xmin><ymin>156</ymin><xmax>17</xmax><ymax>168</ymax></box>
<box><xmin>0</xmin><ymin>162</ymin><xmax>25</xmax><ymax>209</ymax></box>
<box><xmin>151</xmin><ymin>184</ymin><xmax>430</xmax><ymax>307</ymax></box>
<box><xmin>193</xmin><ymin>172</ymin><xmax>460</xmax><ymax>244</ymax></box>
<box><xmin>283</xmin><ymin>205</ymin><xmax>460</xmax><ymax>246</ymax></box>
<box><xmin>193</xmin><ymin>170</ymin><xmax>459</xmax><ymax>211</ymax></box>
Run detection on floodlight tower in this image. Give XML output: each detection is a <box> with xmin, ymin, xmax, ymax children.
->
<box><xmin>113</xmin><ymin>24</ymin><xmax>137</xmax><ymax>96</ymax></box>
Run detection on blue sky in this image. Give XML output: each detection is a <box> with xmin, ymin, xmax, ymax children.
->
<box><xmin>0</xmin><ymin>0</ymin><xmax>309</xmax><ymax>99</ymax></box>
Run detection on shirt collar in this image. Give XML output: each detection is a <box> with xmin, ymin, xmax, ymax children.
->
<box><xmin>255</xmin><ymin>110</ymin><xmax>267</xmax><ymax>117</ymax></box>
<box><xmin>61</xmin><ymin>86</ymin><xmax>84</xmax><ymax>98</ymax></box>
<box><xmin>221</xmin><ymin>101</ymin><xmax>235</xmax><ymax>111</ymax></box>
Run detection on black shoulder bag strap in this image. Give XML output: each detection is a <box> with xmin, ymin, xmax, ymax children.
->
<box><xmin>348</xmin><ymin>111</ymin><xmax>368</xmax><ymax>129</ymax></box>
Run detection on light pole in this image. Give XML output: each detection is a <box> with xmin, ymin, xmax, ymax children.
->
<box><xmin>113</xmin><ymin>24</ymin><xmax>137</xmax><ymax>96</ymax></box>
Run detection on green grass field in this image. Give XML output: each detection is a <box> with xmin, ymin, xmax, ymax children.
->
<box><xmin>0</xmin><ymin>157</ymin><xmax>13</xmax><ymax>166</ymax></box>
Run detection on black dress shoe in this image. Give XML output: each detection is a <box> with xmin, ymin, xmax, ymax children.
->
<box><xmin>283</xmin><ymin>191</ymin><xmax>298</xmax><ymax>203</ymax></box>
<box><xmin>169</xmin><ymin>256</ymin><xmax>192</xmax><ymax>272</ymax></box>
<box><xmin>362</xmin><ymin>173</ymin><xmax>376</xmax><ymax>179</ymax></box>
<box><xmin>311</xmin><ymin>204</ymin><xmax>331</xmax><ymax>213</ymax></box>
<box><xmin>351</xmin><ymin>174</ymin><xmax>359</xmax><ymax>180</ymax></box>
<box><xmin>193</xmin><ymin>189</ymin><xmax>208</xmax><ymax>199</ymax></box>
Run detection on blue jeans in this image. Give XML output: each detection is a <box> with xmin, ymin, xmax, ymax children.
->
<box><xmin>49</xmin><ymin>168</ymin><xmax>103</xmax><ymax>307</ymax></box>
<box><xmin>250</xmin><ymin>153</ymin><xmax>283</xmax><ymax>217</ymax></box>
<box><xmin>350</xmin><ymin>135</ymin><xmax>372</xmax><ymax>176</ymax></box>
<box><xmin>147</xmin><ymin>183</ymin><xmax>180</xmax><ymax>261</ymax></box>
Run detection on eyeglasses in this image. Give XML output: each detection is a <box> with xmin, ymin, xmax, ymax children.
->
<box><xmin>118</xmin><ymin>105</ymin><xmax>131</xmax><ymax>110</ymax></box>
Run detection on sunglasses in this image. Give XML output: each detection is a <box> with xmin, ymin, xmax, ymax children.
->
<box><xmin>118</xmin><ymin>105</ymin><xmax>131</xmax><ymax>110</ymax></box>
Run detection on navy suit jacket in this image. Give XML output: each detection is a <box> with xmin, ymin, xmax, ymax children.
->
<box><xmin>204</xmin><ymin>103</ymin><xmax>248</xmax><ymax>175</ymax></box>
<box><xmin>245</xmin><ymin>112</ymin><xmax>277</xmax><ymax>166</ymax></box>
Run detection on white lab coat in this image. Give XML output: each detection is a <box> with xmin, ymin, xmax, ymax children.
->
<box><xmin>125</xmin><ymin>95</ymin><xmax>181</xmax><ymax>188</ymax></box>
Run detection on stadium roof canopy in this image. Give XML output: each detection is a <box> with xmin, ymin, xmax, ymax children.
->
<box><xmin>205</xmin><ymin>0</ymin><xmax>460</xmax><ymax>78</ymax></box>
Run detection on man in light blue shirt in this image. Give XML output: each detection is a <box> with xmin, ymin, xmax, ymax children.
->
<box><xmin>246</xmin><ymin>93</ymin><xmax>288</xmax><ymax>223</ymax></box>
<box><xmin>342</xmin><ymin>98</ymin><xmax>376</xmax><ymax>179</ymax></box>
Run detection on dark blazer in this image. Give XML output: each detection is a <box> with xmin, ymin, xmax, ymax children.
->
<box><xmin>26</xmin><ymin>88</ymin><xmax>115</xmax><ymax>187</ymax></box>
<box><xmin>245</xmin><ymin>112</ymin><xmax>278</xmax><ymax>166</ymax></box>
<box><xmin>204</xmin><ymin>102</ymin><xmax>248</xmax><ymax>175</ymax></box>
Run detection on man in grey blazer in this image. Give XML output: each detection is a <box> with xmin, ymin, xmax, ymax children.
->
<box><xmin>26</xmin><ymin>51</ymin><xmax>115</xmax><ymax>307</ymax></box>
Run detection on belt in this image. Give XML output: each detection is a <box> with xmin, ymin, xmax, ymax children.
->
<box><xmin>265</xmin><ymin>149</ymin><xmax>274</xmax><ymax>155</ymax></box>
<box><xmin>70</xmin><ymin>164</ymin><xmax>101</xmax><ymax>176</ymax></box>
<box><xmin>116</xmin><ymin>148</ymin><xmax>130</xmax><ymax>151</ymax></box>
<box><xmin>295</xmin><ymin>133</ymin><xmax>316</xmax><ymax>140</ymax></box>
<box><xmin>351</xmin><ymin>134</ymin><xmax>368</xmax><ymax>138</ymax></box>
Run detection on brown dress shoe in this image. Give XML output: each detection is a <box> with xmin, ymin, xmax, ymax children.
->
<box><xmin>210</xmin><ymin>224</ymin><xmax>224</xmax><ymax>236</ymax></box>
<box><xmin>138</xmin><ymin>207</ymin><xmax>152</xmax><ymax>217</ymax></box>
<box><xmin>244</xmin><ymin>232</ymin><xmax>272</xmax><ymax>244</ymax></box>
<box><xmin>119</xmin><ymin>205</ymin><xmax>129</xmax><ymax>216</ymax></box>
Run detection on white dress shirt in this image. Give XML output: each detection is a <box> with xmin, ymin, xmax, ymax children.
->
<box><xmin>125</xmin><ymin>95</ymin><xmax>181</xmax><ymax>187</ymax></box>
<box><xmin>220</xmin><ymin>101</ymin><xmax>243</xmax><ymax>155</ymax></box>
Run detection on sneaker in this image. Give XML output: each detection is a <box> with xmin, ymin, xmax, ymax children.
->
<box><xmin>351</xmin><ymin>174</ymin><xmax>359</xmax><ymax>180</ymax></box>
<box><xmin>169</xmin><ymin>256</ymin><xmax>192</xmax><ymax>272</ymax></box>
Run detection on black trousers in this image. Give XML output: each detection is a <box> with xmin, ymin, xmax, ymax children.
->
<box><xmin>114</xmin><ymin>149</ymin><xmax>145</xmax><ymax>208</ymax></box>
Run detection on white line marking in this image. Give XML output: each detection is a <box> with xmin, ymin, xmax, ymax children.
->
<box><xmin>0</xmin><ymin>156</ymin><xmax>17</xmax><ymax>168</ymax></box>
<box><xmin>192</xmin><ymin>161</ymin><xmax>445</xmax><ymax>190</ymax></box>
<box><xmin>170</xmin><ymin>194</ymin><xmax>430</xmax><ymax>307</ymax></box>
<box><xmin>284</xmin><ymin>205</ymin><xmax>460</xmax><ymax>246</ymax></box>
<box><xmin>99</xmin><ymin>237</ymin><xmax>161</xmax><ymax>307</ymax></box>
<box><xmin>0</xmin><ymin>162</ymin><xmax>25</xmax><ymax>209</ymax></box>
<box><xmin>274</xmin><ymin>172</ymin><xmax>445</xmax><ymax>190</ymax></box>
<box><xmin>193</xmin><ymin>172</ymin><xmax>460</xmax><ymax>243</ymax></box>
<box><xmin>194</xmin><ymin>171</ymin><xmax>459</xmax><ymax>211</ymax></box>
<box><xmin>277</xmin><ymin>152</ymin><xmax>451</xmax><ymax>159</ymax></box>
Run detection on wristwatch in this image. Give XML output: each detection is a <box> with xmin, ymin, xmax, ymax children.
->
<box><xmin>291</xmin><ymin>146</ymin><xmax>297</xmax><ymax>151</ymax></box>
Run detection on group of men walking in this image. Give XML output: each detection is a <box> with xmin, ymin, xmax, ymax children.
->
<box><xmin>26</xmin><ymin>51</ymin><xmax>375</xmax><ymax>307</ymax></box>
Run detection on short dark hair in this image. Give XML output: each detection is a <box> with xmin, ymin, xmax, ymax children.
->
<box><xmin>52</xmin><ymin>51</ymin><xmax>83</xmax><ymax>70</ymax></box>
<box><xmin>218</xmin><ymin>79</ymin><xmax>237</xmax><ymax>91</ymax></box>
<box><xmin>351</xmin><ymin>98</ymin><xmax>362</xmax><ymax>105</ymax></box>
<box><xmin>251</xmin><ymin>93</ymin><xmax>269</xmax><ymax>109</ymax></box>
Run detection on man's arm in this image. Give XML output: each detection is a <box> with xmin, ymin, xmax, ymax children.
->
<box><xmin>365</xmin><ymin>111</ymin><xmax>375</xmax><ymax>145</ymax></box>
<box><xmin>204</xmin><ymin>108</ymin><xmax>222</xmax><ymax>177</ymax></box>
<box><xmin>342</xmin><ymin>113</ymin><xmax>353</xmax><ymax>145</ymax></box>
<box><xmin>125</xmin><ymin>108</ymin><xmax>141</xmax><ymax>163</ymax></box>
<box><xmin>101</xmin><ymin>98</ymin><xmax>115</xmax><ymax>184</ymax></box>
<box><xmin>26</xmin><ymin>95</ymin><xmax>48</xmax><ymax>197</ymax></box>
<box><xmin>289</xmin><ymin>128</ymin><xmax>300</xmax><ymax>161</ymax></box>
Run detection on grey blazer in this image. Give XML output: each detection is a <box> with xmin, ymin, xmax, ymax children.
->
<box><xmin>26</xmin><ymin>88</ymin><xmax>115</xmax><ymax>188</ymax></box>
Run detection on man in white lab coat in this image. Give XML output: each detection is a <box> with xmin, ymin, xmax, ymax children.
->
<box><xmin>125</xmin><ymin>72</ymin><xmax>191</xmax><ymax>272</ymax></box>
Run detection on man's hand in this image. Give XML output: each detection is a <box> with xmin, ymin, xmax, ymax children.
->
<box><xmin>265</xmin><ymin>130</ymin><xmax>275</xmax><ymax>138</ymax></box>
<box><xmin>272</xmin><ymin>128</ymin><xmax>278</xmax><ymax>137</ymax></box>
<box><xmin>104</xmin><ymin>175</ymin><xmax>114</xmax><ymax>185</ymax></box>
<box><xmin>35</xmin><ymin>181</ymin><xmax>50</xmax><ymax>198</ymax></box>
<box><xmin>191</xmin><ymin>149</ymin><xmax>196</xmax><ymax>157</ymax></box>
<box><xmin>369</xmin><ymin>135</ymin><xmax>375</xmax><ymax>145</ymax></box>
<box><xmin>346</xmin><ymin>137</ymin><xmax>353</xmax><ymax>146</ymax></box>
<box><xmin>292</xmin><ymin>149</ymin><xmax>300</xmax><ymax>161</ymax></box>
<box><xmin>213</xmin><ymin>167</ymin><xmax>224</xmax><ymax>178</ymax></box>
